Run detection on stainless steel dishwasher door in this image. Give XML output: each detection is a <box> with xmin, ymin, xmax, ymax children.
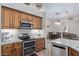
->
<box><xmin>51</xmin><ymin>43</ymin><xmax>67</xmax><ymax>56</ymax></box>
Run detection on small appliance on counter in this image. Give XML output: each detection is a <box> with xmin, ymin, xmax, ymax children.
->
<box><xmin>20</xmin><ymin>20</ymin><xmax>33</xmax><ymax>29</ymax></box>
<box><xmin>1</xmin><ymin>32</ymin><xmax>9</xmax><ymax>42</ymax></box>
<box><xmin>18</xmin><ymin>33</ymin><xmax>36</xmax><ymax>56</ymax></box>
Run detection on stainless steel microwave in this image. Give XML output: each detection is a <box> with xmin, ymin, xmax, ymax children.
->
<box><xmin>20</xmin><ymin>20</ymin><xmax>33</xmax><ymax>29</ymax></box>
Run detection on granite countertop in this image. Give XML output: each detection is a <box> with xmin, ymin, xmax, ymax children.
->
<box><xmin>0</xmin><ymin>38</ymin><xmax>23</xmax><ymax>45</ymax></box>
<box><xmin>51</xmin><ymin>38</ymin><xmax>79</xmax><ymax>52</ymax></box>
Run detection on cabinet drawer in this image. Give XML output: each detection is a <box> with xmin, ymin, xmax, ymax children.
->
<box><xmin>14</xmin><ymin>42</ymin><xmax>22</xmax><ymax>47</ymax></box>
<box><xmin>36</xmin><ymin>41</ymin><xmax>44</xmax><ymax>45</ymax></box>
<box><xmin>1</xmin><ymin>44</ymin><xmax>13</xmax><ymax>50</ymax></box>
<box><xmin>37</xmin><ymin>44</ymin><xmax>44</xmax><ymax>48</ymax></box>
<box><xmin>36</xmin><ymin>39</ymin><xmax>45</xmax><ymax>43</ymax></box>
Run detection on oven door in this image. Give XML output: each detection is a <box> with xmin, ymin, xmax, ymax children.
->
<box><xmin>24</xmin><ymin>41</ymin><xmax>35</xmax><ymax>48</ymax></box>
<box><xmin>24</xmin><ymin>46</ymin><xmax>35</xmax><ymax>55</ymax></box>
<box><xmin>23</xmin><ymin>40</ymin><xmax>35</xmax><ymax>55</ymax></box>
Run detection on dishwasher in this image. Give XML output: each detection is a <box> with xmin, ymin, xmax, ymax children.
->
<box><xmin>51</xmin><ymin>43</ymin><xmax>68</xmax><ymax>56</ymax></box>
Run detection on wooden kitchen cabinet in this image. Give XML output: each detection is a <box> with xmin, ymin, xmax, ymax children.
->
<box><xmin>14</xmin><ymin>42</ymin><xmax>23</xmax><ymax>56</ymax></box>
<box><xmin>32</xmin><ymin>16</ymin><xmax>42</xmax><ymax>29</ymax></box>
<box><xmin>1</xmin><ymin>6</ymin><xmax>21</xmax><ymax>29</ymax></box>
<box><xmin>1</xmin><ymin>42</ymin><xmax>23</xmax><ymax>56</ymax></box>
<box><xmin>27</xmin><ymin>14</ymin><xmax>33</xmax><ymax>22</ymax></box>
<box><xmin>36</xmin><ymin>38</ymin><xmax>45</xmax><ymax>52</ymax></box>
<box><xmin>32</xmin><ymin>16</ymin><xmax>37</xmax><ymax>29</ymax></box>
<box><xmin>1</xmin><ymin>6</ymin><xmax>42</xmax><ymax>29</ymax></box>
<box><xmin>20</xmin><ymin>12</ymin><xmax>33</xmax><ymax>22</ymax></box>
<box><xmin>36</xmin><ymin>17</ymin><xmax>42</xmax><ymax>29</ymax></box>
<box><xmin>19</xmin><ymin>12</ymin><xmax>26</xmax><ymax>21</ymax></box>
<box><xmin>1</xmin><ymin>43</ymin><xmax>14</xmax><ymax>56</ymax></box>
<box><xmin>68</xmin><ymin>47</ymin><xmax>79</xmax><ymax>56</ymax></box>
<box><xmin>1</xmin><ymin>6</ymin><xmax>12</xmax><ymax>29</ymax></box>
<box><xmin>12</xmin><ymin>10</ymin><xmax>21</xmax><ymax>28</ymax></box>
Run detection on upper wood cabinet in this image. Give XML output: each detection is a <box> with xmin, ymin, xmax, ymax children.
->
<box><xmin>1</xmin><ymin>6</ymin><xmax>12</xmax><ymax>29</ymax></box>
<box><xmin>1</xmin><ymin>6</ymin><xmax>42</xmax><ymax>29</ymax></box>
<box><xmin>19</xmin><ymin>12</ymin><xmax>26</xmax><ymax>21</ymax></box>
<box><xmin>20</xmin><ymin>12</ymin><xmax>33</xmax><ymax>22</ymax></box>
<box><xmin>36</xmin><ymin>17</ymin><xmax>42</xmax><ymax>29</ymax></box>
<box><xmin>12</xmin><ymin>10</ymin><xmax>21</xmax><ymax>28</ymax></box>
<box><xmin>32</xmin><ymin>16</ymin><xmax>42</xmax><ymax>29</ymax></box>
<box><xmin>27</xmin><ymin>14</ymin><xmax>33</xmax><ymax>22</ymax></box>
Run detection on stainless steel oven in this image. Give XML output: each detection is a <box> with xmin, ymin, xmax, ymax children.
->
<box><xmin>18</xmin><ymin>33</ymin><xmax>36</xmax><ymax>56</ymax></box>
<box><xmin>23</xmin><ymin>40</ymin><xmax>36</xmax><ymax>56</ymax></box>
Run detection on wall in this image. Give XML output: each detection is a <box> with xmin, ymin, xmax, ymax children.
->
<box><xmin>0</xmin><ymin>4</ymin><xmax>1</xmax><ymax>42</ymax></box>
<box><xmin>64</xmin><ymin>17</ymin><xmax>79</xmax><ymax>35</ymax></box>
<box><xmin>45</xmin><ymin>17</ymin><xmax>63</xmax><ymax>33</ymax></box>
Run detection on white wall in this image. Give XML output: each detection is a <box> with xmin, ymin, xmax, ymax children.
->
<box><xmin>64</xmin><ymin>17</ymin><xmax>79</xmax><ymax>35</ymax></box>
<box><xmin>45</xmin><ymin>17</ymin><xmax>63</xmax><ymax>32</ymax></box>
<box><xmin>0</xmin><ymin>4</ymin><xmax>1</xmax><ymax>42</ymax></box>
<box><xmin>44</xmin><ymin>16</ymin><xmax>79</xmax><ymax>35</ymax></box>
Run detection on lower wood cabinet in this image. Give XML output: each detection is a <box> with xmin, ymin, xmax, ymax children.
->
<box><xmin>68</xmin><ymin>47</ymin><xmax>79</xmax><ymax>56</ymax></box>
<box><xmin>36</xmin><ymin>38</ymin><xmax>45</xmax><ymax>52</ymax></box>
<box><xmin>1</xmin><ymin>42</ymin><xmax>23</xmax><ymax>56</ymax></box>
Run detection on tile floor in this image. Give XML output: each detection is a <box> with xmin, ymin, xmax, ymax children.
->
<box><xmin>36</xmin><ymin>48</ymin><xmax>51</xmax><ymax>56</ymax></box>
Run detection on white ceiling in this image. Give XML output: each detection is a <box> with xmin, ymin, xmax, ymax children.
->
<box><xmin>44</xmin><ymin>3</ymin><xmax>79</xmax><ymax>19</ymax></box>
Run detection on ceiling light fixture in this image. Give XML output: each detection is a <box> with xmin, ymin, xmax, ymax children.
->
<box><xmin>54</xmin><ymin>21</ymin><xmax>61</xmax><ymax>25</ymax></box>
<box><xmin>35</xmin><ymin>3</ymin><xmax>42</xmax><ymax>9</ymax></box>
<box><xmin>24</xmin><ymin>3</ymin><xmax>30</xmax><ymax>5</ymax></box>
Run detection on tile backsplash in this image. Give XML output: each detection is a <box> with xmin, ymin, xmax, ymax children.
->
<box><xmin>1</xmin><ymin>29</ymin><xmax>45</xmax><ymax>40</ymax></box>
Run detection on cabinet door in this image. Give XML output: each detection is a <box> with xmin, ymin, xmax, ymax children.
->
<box><xmin>32</xmin><ymin>16</ymin><xmax>38</xmax><ymax>29</ymax></box>
<box><xmin>27</xmin><ymin>14</ymin><xmax>33</xmax><ymax>22</ymax></box>
<box><xmin>12</xmin><ymin>10</ymin><xmax>20</xmax><ymax>28</ymax></box>
<box><xmin>36</xmin><ymin>38</ymin><xmax>45</xmax><ymax>52</ymax></box>
<box><xmin>36</xmin><ymin>17</ymin><xmax>42</xmax><ymax>29</ymax></box>
<box><xmin>1</xmin><ymin>6</ymin><xmax>12</xmax><ymax>29</ymax></box>
<box><xmin>20</xmin><ymin>12</ymin><xmax>33</xmax><ymax>22</ymax></box>
<box><xmin>32</xmin><ymin>16</ymin><xmax>42</xmax><ymax>29</ymax></box>
<box><xmin>20</xmin><ymin>12</ymin><xmax>26</xmax><ymax>21</ymax></box>
<box><xmin>1</xmin><ymin>44</ymin><xmax>14</xmax><ymax>56</ymax></box>
<box><xmin>14</xmin><ymin>42</ymin><xmax>23</xmax><ymax>56</ymax></box>
<box><xmin>14</xmin><ymin>47</ymin><xmax>23</xmax><ymax>56</ymax></box>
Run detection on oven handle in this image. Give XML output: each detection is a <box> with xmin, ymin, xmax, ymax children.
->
<box><xmin>53</xmin><ymin>44</ymin><xmax>65</xmax><ymax>49</ymax></box>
